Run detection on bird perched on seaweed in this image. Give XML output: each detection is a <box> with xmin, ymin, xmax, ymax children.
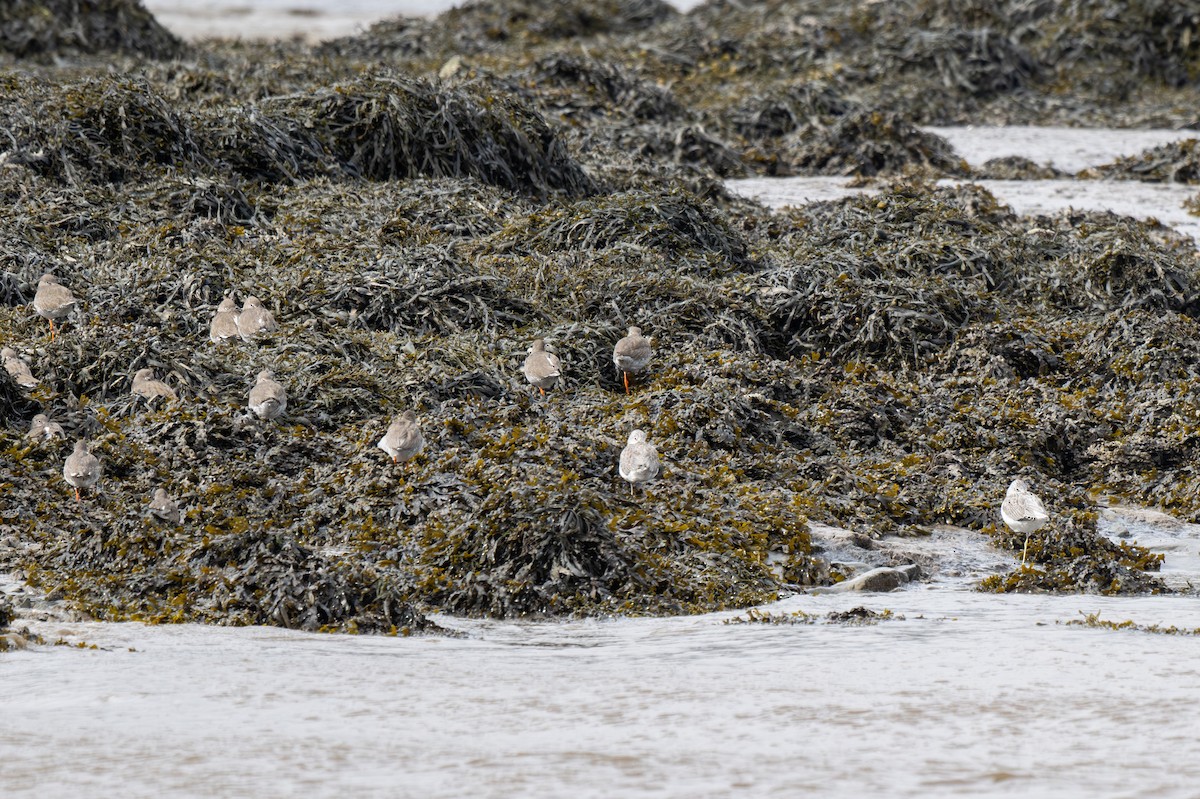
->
<box><xmin>522</xmin><ymin>338</ymin><xmax>562</xmax><ymax>397</ymax></box>
<box><xmin>63</xmin><ymin>440</ymin><xmax>100</xmax><ymax>502</ymax></box>
<box><xmin>237</xmin><ymin>296</ymin><xmax>278</xmax><ymax>341</ymax></box>
<box><xmin>2</xmin><ymin>347</ymin><xmax>38</xmax><ymax>388</ymax></box>
<box><xmin>619</xmin><ymin>429</ymin><xmax>660</xmax><ymax>495</ymax></box>
<box><xmin>209</xmin><ymin>297</ymin><xmax>240</xmax><ymax>344</ymax></box>
<box><xmin>1001</xmin><ymin>478</ymin><xmax>1049</xmax><ymax>563</ymax></box>
<box><xmin>32</xmin><ymin>273</ymin><xmax>77</xmax><ymax>341</ymax></box>
<box><xmin>148</xmin><ymin>487</ymin><xmax>181</xmax><ymax>525</ymax></box>
<box><xmin>613</xmin><ymin>326</ymin><xmax>652</xmax><ymax>394</ymax></box>
<box><xmin>378</xmin><ymin>410</ymin><xmax>424</xmax><ymax>465</ymax></box>
<box><xmin>248</xmin><ymin>369</ymin><xmax>287</xmax><ymax>420</ymax></box>
<box><xmin>132</xmin><ymin>368</ymin><xmax>178</xmax><ymax>402</ymax></box>
<box><xmin>26</xmin><ymin>413</ymin><xmax>65</xmax><ymax>442</ymax></box>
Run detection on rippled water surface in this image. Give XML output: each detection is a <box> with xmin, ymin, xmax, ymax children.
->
<box><xmin>4</xmin><ymin>512</ymin><xmax>1200</xmax><ymax>798</ymax></box>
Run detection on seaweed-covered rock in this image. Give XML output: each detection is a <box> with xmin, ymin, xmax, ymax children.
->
<box><xmin>757</xmin><ymin>182</ymin><xmax>1013</xmax><ymax>363</ymax></box>
<box><xmin>318</xmin><ymin>0</ymin><xmax>678</xmax><ymax>59</ymax></box>
<box><xmin>21</xmin><ymin>77</ymin><xmax>207</xmax><ymax>185</ymax></box>
<box><xmin>0</xmin><ymin>0</ymin><xmax>183</xmax><ymax>59</ymax></box>
<box><xmin>783</xmin><ymin>111</ymin><xmax>967</xmax><ymax>177</ymax></box>
<box><xmin>527</xmin><ymin>53</ymin><xmax>683</xmax><ymax>123</ymax></box>
<box><xmin>2</xmin><ymin>1</ymin><xmax>1196</xmax><ymax>631</ymax></box>
<box><xmin>983</xmin><ymin>510</ymin><xmax>1166</xmax><ymax>595</ymax></box>
<box><xmin>1085</xmin><ymin>139</ymin><xmax>1200</xmax><ymax>183</ymax></box>
<box><xmin>263</xmin><ymin>75</ymin><xmax>595</xmax><ymax>197</ymax></box>
<box><xmin>731</xmin><ymin>81</ymin><xmax>851</xmax><ymax>142</ymax></box>
<box><xmin>973</xmin><ymin>156</ymin><xmax>1068</xmax><ymax>179</ymax></box>
<box><xmin>485</xmin><ymin>188</ymin><xmax>752</xmax><ymax>269</ymax></box>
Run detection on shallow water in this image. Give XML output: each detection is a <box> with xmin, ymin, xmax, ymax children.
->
<box><xmin>141</xmin><ymin>0</ymin><xmax>707</xmax><ymax>41</ymax></box>
<box><xmin>7</xmin><ymin>127</ymin><xmax>1200</xmax><ymax>797</ymax></box>
<box><xmin>4</xmin><ymin>511</ymin><xmax>1200</xmax><ymax>798</ymax></box>
<box><xmin>730</xmin><ymin>127</ymin><xmax>1200</xmax><ymax>247</ymax></box>
<box><xmin>925</xmin><ymin>126</ymin><xmax>1196</xmax><ymax>174</ymax></box>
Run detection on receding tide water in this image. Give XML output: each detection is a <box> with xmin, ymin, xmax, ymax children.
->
<box><xmin>3</xmin><ymin>514</ymin><xmax>1200</xmax><ymax>798</ymax></box>
<box><xmin>6</xmin><ymin>129</ymin><xmax>1200</xmax><ymax>797</ymax></box>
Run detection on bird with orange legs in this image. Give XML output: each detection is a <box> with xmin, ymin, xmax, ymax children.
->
<box><xmin>613</xmin><ymin>326</ymin><xmax>652</xmax><ymax>394</ymax></box>
<box><xmin>32</xmin><ymin>273</ymin><xmax>77</xmax><ymax>341</ymax></box>
<box><xmin>63</xmin><ymin>440</ymin><xmax>100</xmax><ymax>502</ymax></box>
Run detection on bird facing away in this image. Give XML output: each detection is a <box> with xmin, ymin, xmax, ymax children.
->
<box><xmin>209</xmin><ymin>297</ymin><xmax>240</xmax><ymax>344</ymax></box>
<box><xmin>236</xmin><ymin>296</ymin><xmax>278</xmax><ymax>341</ymax></box>
<box><xmin>148</xmin><ymin>487</ymin><xmax>181</xmax><ymax>525</ymax></box>
<box><xmin>32</xmin><ymin>273</ymin><xmax>77</xmax><ymax>340</ymax></box>
<box><xmin>377</xmin><ymin>410</ymin><xmax>425</xmax><ymax>465</ymax></box>
<box><xmin>619</xmin><ymin>429</ymin><xmax>660</xmax><ymax>495</ymax></box>
<box><xmin>2</xmin><ymin>347</ymin><xmax>39</xmax><ymax>388</ymax></box>
<box><xmin>613</xmin><ymin>326</ymin><xmax>653</xmax><ymax>394</ymax></box>
<box><xmin>26</xmin><ymin>413</ymin><xmax>65</xmax><ymax>442</ymax></box>
<box><xmin>522</xmin><ymin>338</ymin><xmax>562</xmax><ymax>397</ymax></box>
<box><xmin>132</xmin><ymin>368</ymin><xmax>178</xmax><ymax>402</ymax></box>
<box><xmin>63</xmin><ymin>440</ymin><xmax>100</xmax><ymax>502</ymax></box>
<box><xmin>1001</xmin><ymin>478</ymin><xmax>1050</xmax><ymax>563</ymax></box>
<box><xmin>248</xmin><ymin>369</ymin><xmax>287</xmax><ymax>420</ymax></box>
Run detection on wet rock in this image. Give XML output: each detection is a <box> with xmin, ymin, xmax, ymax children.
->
<box><xmin>819</xmin><ymin>566</ymin><xmax>917</xmax><ymax>593</ymax></box>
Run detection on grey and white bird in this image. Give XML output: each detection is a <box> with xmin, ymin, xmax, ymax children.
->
<box><xmin>613</xmin><ymin>326</ymin><xmax>653</xmax><ymax>394</ymax></box>
<box><xmin>619</xmin><ymin>429</ymin><xmax>660</xmax><ymax>494</ymax></box>
<box><xmin>32</xmin><ymin>273</ymin><xmax>77</xmax><ymax>340</ymax></box>
<box><xmin>63</xmin><ymin>439</ymin><xmax>100</xmax><ymax>502</ymax></box>
<box><xmin>26</xmin><ymin>413</ymin><xmax>65</xmax><ymax>442</ymax></box>
<box><xmin>2</xmin><ymin>347</ymin><xmax>39</xmax><ymax>388</ymax></box>
<box><xmin>148</xmin><ymin>487</ymin><xmax>181</xmax><ymax>525</ymax></box>
<box><xmin>236</xmin><ymin>296</ymin><xmax>277</xmax><ymax>341</ymax></box>
<box><xmin>522</xmin><ymin>338</ymin><xmax>562</xmax><ymax>397</ymax></box>
<box><xmin>1001</xmin><ymin>478</ymin><xmax>1050</xmax><ymax>563</ymax></box>
<box><xmin>132</xmin><ymin>368</ymin><xmax>178</xmax><ymax>402</ymax></box>
<box><xmin>377</xmin><ymin>410</ymin><xmax>424</xmax><ymax>465</ymax></box>
<box><xmin>248</xmin><ymin>369</ymin><xmax>287</xmax><ymax>420</ymax></box>
<box><xmin>209</xmin><ymin>297</ymin><xmax>240</xmax><ymax>344</ymax></box>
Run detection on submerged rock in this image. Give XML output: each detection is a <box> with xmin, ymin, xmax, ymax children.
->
<box><xmin>816</xmin><ymin>566</ymin><xmax>920</xmax><ymax>593</ymax></box>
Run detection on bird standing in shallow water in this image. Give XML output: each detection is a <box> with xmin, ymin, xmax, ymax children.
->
<box><xmin>619</xmin><ymin>429</ymin><xmax>660</xmax><ymax>495</ymax></box>
<box><xmin>377</xmin><ymin>410</ymin><xmax>424</xmax><ymax>465</ymax></box>
<box><xmin>1001</xmin><ymin>478</ymin><xmax>1050</xmax><ymax>564</ymax></box>
<box><xmin>63</xmin><ymin>440</ymin><xmax>100</xmax><ymax>502</ymax></box>
<box><xmin>132</xmin><ymin>368</ymin><xmax>178</xmax><ymax>402</ymax></box>
<box><xmin>32</xmin><ymin>273</ymin><xmax>77</xmax><ymax>341</ymax></box>
<box><xmin>613</xmin><ymin>326</ymin><xmax>652</xmax><ymax>394</ymax></box>
<box><xmin>209</xmin><ymin>297</ymin><xmax>240</xmax><ymax>344</ymax></box>
<box><xmin>248</xmin><ymin>370</ymin><xmax>287</xmax><ymax>420</ymax></box>
<box><xmin>148</xmin><ymin>487</ymin><xmax>181</xmax><ymax>525</ymax></box>
<box><xmin>2</xmin><ymin>347</ymin><xmax>39</xmax><ymax>388</ymax></box>
<box><xmin>522</xmin><ymin>338</ymin><xmax>562</xmax><ymax>397</ymax></box>
<box><xmin>236</xmin><ymin>296</ymin><xmax>277</xmax><ymax>341</ymax></box>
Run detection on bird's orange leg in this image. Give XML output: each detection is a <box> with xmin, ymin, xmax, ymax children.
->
<box><xmin>623</xmin><ymin>371</ymin><xmax>630</xmax><ymax>394</ymax></box>
<box><xmin>74</xmin><ymin>486</ymin><xmax>80</xmax><ymax>502</ymax></box>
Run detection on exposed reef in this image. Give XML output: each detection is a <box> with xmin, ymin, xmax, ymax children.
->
<box><xmin>2</xmin><ymin>0</ymin><xmax>1197</xmax><ymax>633</ymax></box>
